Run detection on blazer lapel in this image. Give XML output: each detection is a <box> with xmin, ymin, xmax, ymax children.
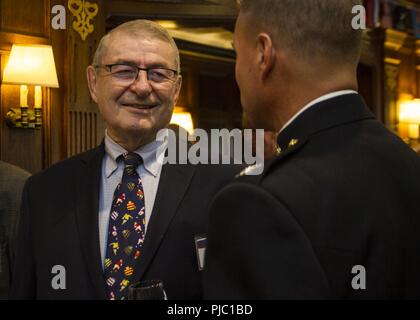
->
<box><xmin>75</xmin><ymin>143</ymin><xmax>107</xmax><ymax>299</ymax></box>
<box><xmin>133</xmin><ymin>163</ymin><xmax>196</xmax><ymax>281</ymax></box>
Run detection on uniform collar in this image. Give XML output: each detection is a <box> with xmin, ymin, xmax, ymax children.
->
<box><xmin>279</xmin><ymin>90</ymin><xmax>359</xmax><ymax>134</ymax></box>
<box><xmin>276</xmin><ymin>93</ymin><xmax>375</xmax><ymax>152</ymax></box>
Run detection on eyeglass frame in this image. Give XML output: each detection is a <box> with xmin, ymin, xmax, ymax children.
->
<box><xmin>93</xmin><ymin>63</ymin><xmax>180</xmax><ymax>85</ymax></box>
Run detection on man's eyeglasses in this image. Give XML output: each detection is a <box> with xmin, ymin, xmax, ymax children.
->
<box><xmin>94</xmin><ymin>64</ymin><xmax>179</xmax><ymax>84</ymax></box>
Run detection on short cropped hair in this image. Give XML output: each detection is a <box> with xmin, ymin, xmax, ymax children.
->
<box><xmin>237</xmin><ymin>0</ymin><xmax>363</xmax><ymax>65</ymax></box>
<box><xmin>92</xmin><ymin>19</ymin><xmax>181</xmax><ymax>73</ymax></box>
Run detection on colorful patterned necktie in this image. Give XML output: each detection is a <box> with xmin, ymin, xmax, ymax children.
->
<box><xmin>104</xmin><ymin>152</ymin><xmax>146</xmax><ymax>300</ymax></box>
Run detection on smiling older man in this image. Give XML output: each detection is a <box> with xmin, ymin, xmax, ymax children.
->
<box><xmin>10</xmin><ymin>20</ymin><xmax>240</xmax><ymax>300</ymax></box>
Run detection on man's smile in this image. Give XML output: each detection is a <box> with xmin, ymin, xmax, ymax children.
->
<box><xmin>121</xmin><ymin>103</ymin><xmax>159</xmax><ymax>110</ymax></box>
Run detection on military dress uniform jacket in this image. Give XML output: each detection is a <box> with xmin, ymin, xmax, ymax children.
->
<box><xmin>204</xmin><ymin>94</ymin><xmax>420</xmax><ymax>299</ymax></box>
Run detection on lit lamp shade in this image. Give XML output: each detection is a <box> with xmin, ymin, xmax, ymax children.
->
<box><xmin>171</xmin><ymin>107</ymin><xmax>194</xmax><ymax>135</ymax></box>
<box><xmin>2</xmin><ymin>44</ymin><xmax>59</xmax><ymax>88</ymax></box>
<box><xmin>399</xmin><ymin>99</ymin><xmax>420</xmax><ymax>139</ymax></box>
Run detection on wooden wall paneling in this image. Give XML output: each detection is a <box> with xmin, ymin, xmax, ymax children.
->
<box><xmin>67</xmin><ymin>0</ymin><xmax>105</xmax><ymax>157</ymax></box>
<box><xmin>0</xmin><ymin>71</ymin><xmax>43</xmax><ymax>172</ymax></box>
<box><xmin>49</xmin><ymin>0</ymin><xmax>68</xmax><ymax>165</ymax></box>
<box><xmin>175</xmin><ymin>63</ymin><xmax>200</xmax><ymax>127</ymax></box>
<box><xmin>384</xmin><ymin>29</ymin><xmax>407</xmax><ymax>133</ymax></box>
<box><xmin>179</xmin><ymin>50</ymin><xmax>240</xmax><ymax>130</ymax></box>
<box><xmin>0</xmin><ymin>0</ymin><xmax>49</xmax><ymax>37</ymax></box>
<box><xmin>0</xmin><ymin>0</ymin><xmax>54</xmax><ymax>173</ymax></box>
<box><xmin>398</xmin><ymin>37</ymin><xmax>417</xmax><ymax>97</ymax></box>
<box><xmin>384</xmin><ymin>58</ymin><xmax>401</xmax><ymax>132</ymax></box>
<box><xmin>105</xmin><ymin>0</ymin><xmax>237</xmax><ymax>23</ymax></box>
<box><xmin>42</xmin><ymin>85</ymin><xmax>51</xmax><ymax>168</ymax></box>
<box><xmin>416</xmin><ymin>40</ymin><xmax>420</xmax><ymax>97</ymax></box>
<box><xmin>42</xmin><ymin>0</ymin><xmax>53</xmax><ymax>168</ymax></box>
<box><xmin>186</xmin><ymin>65</ymin><xmax>201</xmax><ymax>127</ymax></box>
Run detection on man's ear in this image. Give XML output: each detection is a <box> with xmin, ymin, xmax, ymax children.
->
<box><xmin>256</xmin><ymin>33</ymin><xmax>275</xmax><ymax>80</ymax></box>
<box><xmin>87</xmin><ymin>66</ymin><xmax>99</xmax><ymax>103</ymax></box>
<box><xmin>173</xmin><ymin>75</ymin><xmax>183</xmax><ymax>105</ymax></box>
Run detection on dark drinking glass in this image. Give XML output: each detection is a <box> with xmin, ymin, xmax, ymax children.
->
<box><xmin>128</xmin><ymin>280</ymin><xmax>167</xmax><ymax>300</ymax></box>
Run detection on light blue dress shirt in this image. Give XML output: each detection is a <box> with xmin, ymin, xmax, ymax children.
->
<box><xmin>98</xmin><ymin>131</ymin><xmax>166</xmax><ymax>267</ymax></box>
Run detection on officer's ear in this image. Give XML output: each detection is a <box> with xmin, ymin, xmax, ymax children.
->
<box><xmin>256</xmin><ymin>33</ymin><xmax>276</xmax><ymax>80</ymax></box>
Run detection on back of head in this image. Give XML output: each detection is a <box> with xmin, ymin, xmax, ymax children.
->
<box><xmin>237</xmin><ymin>0</ymin><xmax>363</xmax><ymax>68</ymax></box>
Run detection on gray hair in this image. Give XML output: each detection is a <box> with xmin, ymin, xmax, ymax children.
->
<box><xmin>92</xmin><ymin>19</ymin><xmax>181</xmax><ymax>73</ymax></box>
<box><xmin>237</xmin><ymin>0</ymin><xmax>363</xmax><ymax>65</ymax></box>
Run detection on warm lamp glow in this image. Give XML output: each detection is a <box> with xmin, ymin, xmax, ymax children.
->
<box><xmin>400</xmin><ymin>100</ymin><xmax>420</xmax><ymax>124</ymax></box>
<box><xmin>400</xmin><ymin>99</ymin><xmax>420</xmax><ymax>139</ymax></box>
<box><xmin>2</xmin><ymin>44</ymin><xmax>59</xmax><ymax>129</ymax></box>
<box><xmin>156</xmin><ymin>20</ymin><xmax>178</xmax><ymax>29</ymax></box>
<box><xmin>171</xmin><ymin>108</ymin><xmax>194</xmax><ymax>135</ymax></box>
<box><xmin>2</xmin><ymin>44</ymin><xmax>59</xmax><ymax>88</ymax></box>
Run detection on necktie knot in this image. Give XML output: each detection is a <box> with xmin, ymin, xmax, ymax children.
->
<box><xmin>122</xmin><ymin>152</ymin><xmax>142</xmax><ymax>176</ymax></box>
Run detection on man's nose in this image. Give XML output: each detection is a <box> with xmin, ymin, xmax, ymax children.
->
<box><xmin>129</xmin><ymin>70</ymin><xmax>152</xmax><ymax>96</ymax></box>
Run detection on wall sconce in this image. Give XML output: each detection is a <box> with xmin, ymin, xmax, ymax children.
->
<box><xmin>399</xmin><ymin>99</ymin><xmax>420</xmax><ymax>141</ymax></box>
<box><xmin>1</xmin><ymin>44</ymin><xmax>59</xmax><ymax>129</ymax></box>
<box><xmin>170</xmin><ymin>107</ymin><xmax>194</xmax><ymax>135</ymax></box>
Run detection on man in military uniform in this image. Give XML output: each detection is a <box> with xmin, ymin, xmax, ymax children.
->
<box><xmin>204</xmin><ymin>0</ymin><xmax>420</xmax><ymax>299</ymax></box>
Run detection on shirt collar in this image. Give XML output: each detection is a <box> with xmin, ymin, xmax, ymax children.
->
<box><xmin>278</xmin><ymin>90</ymin><xmax>358</xmax><ymax>134</ymax></box>
<box><xmin>104</xmin><ymin>130</ymin><xmax>166</xmax><ymax>178</ymax></box>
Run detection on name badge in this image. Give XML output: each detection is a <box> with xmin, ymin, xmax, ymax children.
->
<box><xmin>194</xmin><ymin>235</ymin><xmax>207</xmax><ymax>271</ymax></box>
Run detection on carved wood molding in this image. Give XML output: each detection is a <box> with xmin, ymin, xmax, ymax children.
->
<box><xmin>68</xmin><ymin>0</ymin><xmax>99</xmax><ymax>41</ymax></box>
<box><xmin>385</xmin><ymin>62</ymin><xmax>400</xmax><ymax>92</ymax></box>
